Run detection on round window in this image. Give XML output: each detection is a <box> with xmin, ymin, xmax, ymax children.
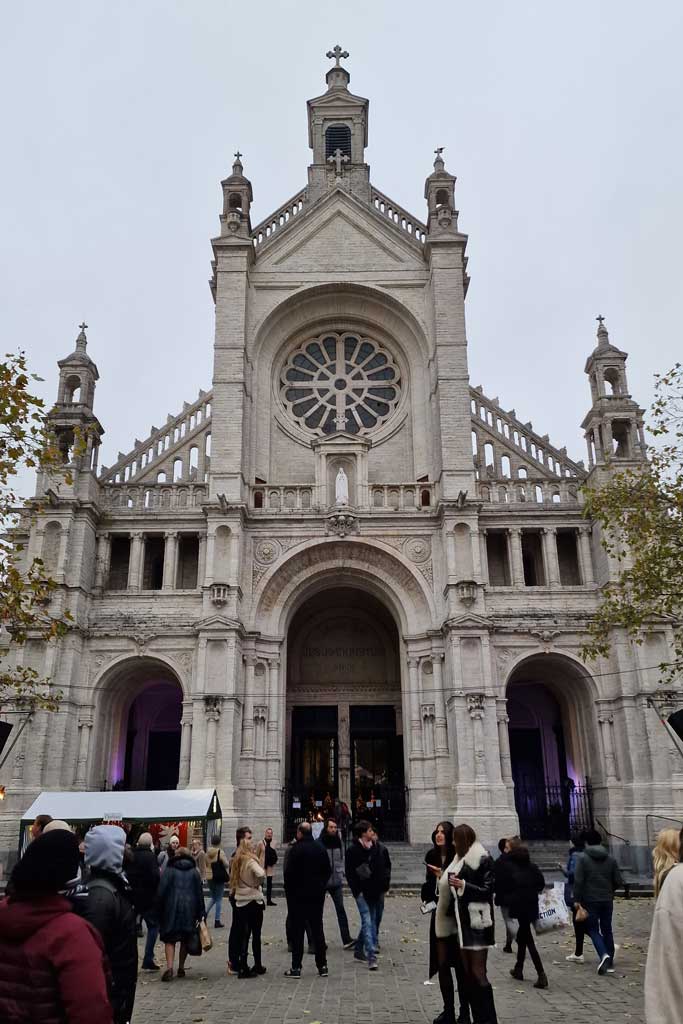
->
<box><xmin>280</xmin><ymin>333</ymin><xmax>401</xmax><ymax>435</ymax></box>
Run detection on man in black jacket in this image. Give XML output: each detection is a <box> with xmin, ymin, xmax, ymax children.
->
<box><xmin>78</xmin><ymin>824</ymin><xmax>138</xmax><ymax>1024</ymax></box>
<box><xmin>127</xmin><ymin>831</ymin><xmax>161</xmax><ymax>970</ymax></box>
<box><xmin>283</xmin><ymin>822</ymin><xmax>332</xmax><ymax>978</ymax></box>
<box><xmin>345</xmin><ymin>820</ymin><xmax>383</xmax><ymax>970</ymax></box>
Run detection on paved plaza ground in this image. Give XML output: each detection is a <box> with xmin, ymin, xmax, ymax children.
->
<box><xmin>135</xmin><ymin>895</ymin><xmax>652</xmax><ymax>1024</ymax></box>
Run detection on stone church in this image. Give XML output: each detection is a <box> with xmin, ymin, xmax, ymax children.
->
<box><xmin>2</xmin><ymin>50</ymin><xmax>681</xmax><ymax>868</ymax></box>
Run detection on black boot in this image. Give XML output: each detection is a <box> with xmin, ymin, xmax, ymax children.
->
<box><xmin>432</xmin><ymin>1010</ymin><xmax>456</xmax><ymax>1024</ymax></box>
<box><xmin>470</xmin><ymin>984</ymin><xmax>497</xmax><ymax>1024</ymax></box>
<box><xmin>456</xmin><ymin>1007</ymin><xmax>471</xmax><ymax>1024</ymax></box>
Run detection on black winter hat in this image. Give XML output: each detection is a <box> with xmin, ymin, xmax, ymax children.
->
<box><xmin>11</xmin><ymin>830</ymin><xmax>80</xmax><ymax>894</ymax></box>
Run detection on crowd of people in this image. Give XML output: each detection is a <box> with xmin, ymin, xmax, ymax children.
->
<box><xmin>1</xmin><ymin>811</ymin><xmax>681</xmax><ymax>1024</ymax></box>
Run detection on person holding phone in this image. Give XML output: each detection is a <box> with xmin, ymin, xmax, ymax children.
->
<box><xmin>434</xmin><ymin>824</ymin><xmax>497</xmax><ymax>1024</ymax></box>
<box><xmin>422</xmin><ymin>822</ymin><xmax>469</xmax><ymax>1024</ymax></box>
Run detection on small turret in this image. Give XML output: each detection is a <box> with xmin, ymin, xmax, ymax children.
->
<box><xmin>425</xmin><ymin>147</ymin><xmax>458</xmax><ymax>234</ymax></box>
<box><xmin>581</xmin><ymin>316</ymin><xmax>646</xmax><ymax>471</ymax></box>
<box><xmin>49</xmin><ymin>322</ymin><xmax>104</xmax><ymax>470</ymax></box>
<box><xmin>219</xmin><ymin>152</ymin><xmax>253</xmax><ymax>238</ymax></box>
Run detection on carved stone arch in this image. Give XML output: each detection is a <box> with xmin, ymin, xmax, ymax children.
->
<box><xmin>250</xmin><ymin>538</ymin><xmax>436</xmax><ymax>637</ymax></box>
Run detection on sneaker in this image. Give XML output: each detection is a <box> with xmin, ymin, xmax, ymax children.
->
<box><xmin>502</xmin><ymin>943</ymin><xmax>513</xmax><ymax>954</ymax></box>
<box><xmin>565</xmin><ymin>953</ymin><xmax>584</xmax><ymax>963</ymax></box>
<box><xmin>319</xmin><ymin>965</ymin><xmax>329</xmax><ymax>977</ymax></box>
<box><xmin>284</xmin><ymin>968</ymin><xmax>301</xmax><ymax>978</ymax></box>
<box><xmin>141</xmin><ymin>962</ymin><xmax>160</xmax><ymax>971</ymax></box>
<box><xmin>343</xmin><ymin>940</ymin><xmax>356</xmax><ymax>950</ymax></box>
<box><xmin>214</xmin><ymin>921</ymin><xmax>224</xmax><ymax>928</ymax></box>
<box><xmin>161</xmin><ymin>968</ymin><xmax>173</xmax><ymax>982</ymax></box>
<box><xmin>368</xmin><ymin>959</ymin><xmax>378</xmax><ymax>971</ymax></box>
<box><xmin>598</xmin><ymin>954</ymin><xmax>610</xmax><ymax>975</ymax></box>
<box><xmin>354</xmin><ymin>952</ymin><xmax>366</xmax><ymax>962</ymax></box>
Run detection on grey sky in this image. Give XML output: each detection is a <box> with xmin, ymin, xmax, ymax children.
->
<box><xmin>2</xmin><ymin>0</ymin><xmax>681</xmax><ymax>490</ymax></box>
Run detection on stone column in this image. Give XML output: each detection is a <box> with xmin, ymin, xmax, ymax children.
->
<box><xmin>179</xmin><ymin>701</ymin><xmax>193</xmax><ymax>787</ymax></box>
<box><xmin>74</xmin><ymin>709</ymin><xmax>94</xmax><ymax>787</ymax></box>
<box><xmin>496</xmin><ymin>704</ymin><xmax>513</xmax><ymax>784</ymax></box>
<box><xmin>578</xmin><ymin>527</ymin><xmax>595</xmax><ymax>585</ymax></box>
<box><xmin>242</xmin><ymin>658</ymin><xmax>256</xmax><ymax>755</ymax></box>
<box><xmin>128</xmin><ymin>531</ymin><xmax>144</xmax><ymax>591</ymax></box>
<box><xmin>432</xmin><ymin>655</ymin><xmax>449</xmax><ymax>755</ymax></box>
<box><xmin>421</xmin><ymin>703</ymin><xmax>436</xmax><ymax>758</ymax></box>
<box><xmin>338</xmin><ymin>702</ymin><xmax>351</xmax><ymax>806</ymax></box>
<box><xmin>467</xmin><ymin>693</ymin><xmax>487</xmax><ymax>781</ymax></box>
<box><xmin>479</xmin><ymin>530</ymin><xmax>490</xmax><ymax>586</ymax></box>
<box><xmin>507</xmin><ymin>528</ymin><xmax>525</xmax><ymax>587</ymax></box>
<box><xmin>598</xmin><ymin>713</ymin><xmax>619</xmax><ymax>783</ymax></box>
<box><xmin>542</xmin><ymin>527</ymin><xmax>560</xmax><ymax>587</ymax></box>
<box><xmin>93</xmin><ymin>533</ymin><xmax>111</xmax><ymax>590</ymax></box>
<box><xmin>198</xmin><ymin>535</ymin><xmax>207</xmax><ymax>588</ymax></box>
<box><xmin>266</xmin><ymin>659</ymin><xmax>281</xmax><ymax>786</ymax></box>
<box><xmin>407</xmin><ymin>658</ymin><xmax>423</xmax><ymax>756</ymax></box>
<box><xmin>203</xmin><ymin>697</ymin><xmax>221</xmax><ymax>786</ymax></box>
<box><xmin>162</xmin><ymin>531</ymin><xmax>178</xmax><ymax>590</ymax></box>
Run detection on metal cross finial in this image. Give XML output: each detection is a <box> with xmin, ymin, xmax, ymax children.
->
<box><xmin>326</xmin><ymin>44</ymin><xmax>349</xmax><ymax>67</ymax></box>
<box><xmin>328</xmin><ymin>148</ymin><xmax>350</xmax><ymax>175</ymax></box>
<box><xmin>234</xmin><ymin>150</ymin><xmax>242</xmax><ymax>161</ymax></box>
<box><xmin>78</xmin><ymin>322</ymin><xmax>88</xmax><ymax>332</ymax></box>
<box><xmin>596</xmin><ymin>314</ymin><xmax>605</xmax><ymax>325</ymax></box>
<box><xmin>434</xmin><ymin>147</ymin><xmax>444</xmax><ymax>157</ymax></box>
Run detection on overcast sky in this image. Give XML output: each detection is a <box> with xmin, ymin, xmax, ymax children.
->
<box><xmin>2</xmin><ymin>0</ymin><xmax>681</xmax><ymax>489</ymax></box>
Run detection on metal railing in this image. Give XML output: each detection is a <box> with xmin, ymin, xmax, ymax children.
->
<box><xmin>515</xmin><ymin>780</ymin><xmax>594</xmax><ymax>841</ymax></box>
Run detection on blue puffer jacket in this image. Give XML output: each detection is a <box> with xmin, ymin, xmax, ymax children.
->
<box><xmin>157</xmin><ymin>854</ymin><xmax>204</xmax><ymax>938</ymax></box>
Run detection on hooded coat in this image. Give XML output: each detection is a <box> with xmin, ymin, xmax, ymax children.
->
<box><xmin>645</xmin><ymin>863</ymin><xmax>683</xmax><ymax>1024</ymax></box>
<box><xmin>573</xmin><ymin>844</ymin><xmax>623</xmax><ymax>905</ymax></box>
<box><xmin>317</xmin><ymin>829</ymin><xmax>346</xmax><ymax>889</ymax></box>
<box><xmin>493</xmin><ymin>846</ymin><xmax>545</xmax><ymax>921</ymax></box>
<box><xmin>77</xmin><ymin>826</ymin><xmax>137</xmax><ymax>1024</ymax></box>
<box><xmin>0</xmin><ymin>895</ymin><xmax>113</xmax><ymax>1024</ymax></box>
<box><xmin>127</xmin><ymin>846</ymin><xmax>160</xmax><ymax>914</ymax></box>
<box><xmin>435</xmin><ymin>841</ymin><xmax>496</xmax><ymax>949</ymax></box>
<box><xmin>157</xmin><ymin>853</ymin><xmax>205</xmax><ymax>940</ymax></box>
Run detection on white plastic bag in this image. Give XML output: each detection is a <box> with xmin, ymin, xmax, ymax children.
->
<box><xmin>534</xmin><ymin>883</ymin><xmax>570</xmax><ymax>934</ymax></box>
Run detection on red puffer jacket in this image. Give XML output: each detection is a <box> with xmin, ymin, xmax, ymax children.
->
<box><xmin>0</xmin><ymin>894</ymin><xmax>113</xmax><ymax>1024</ymax></box>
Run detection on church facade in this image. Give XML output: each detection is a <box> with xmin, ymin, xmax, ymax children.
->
<box><xmin>2</xmin><ymin>51</ymin><xmax>681</xmax><ymax>868</ymax></box>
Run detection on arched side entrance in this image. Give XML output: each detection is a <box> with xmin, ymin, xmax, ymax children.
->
<box><xmin>506</xmin><ymin>654</ymin><xmax>597</xmax><ymax>840</ymax></box>
<box><xmin>92</xmin><ymin>658</ymin><xmax>184</xmax><ymax>792</ymax></box>
<box><xmin>285</xmin><ymin>586</ymin><xmax>406</xmax><ymax>839</ymax></box>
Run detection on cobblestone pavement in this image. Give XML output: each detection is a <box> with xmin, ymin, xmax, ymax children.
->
<box><xmin>135</xmin><ymin>896</ymin><xmax>652</xmax><ymax>1024</ymax></box>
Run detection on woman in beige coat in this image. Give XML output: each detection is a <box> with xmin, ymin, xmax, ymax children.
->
<box><xmin>229</xmin><ymin>838</ymin><xmax>266</xmax><ymax>979</ymax></box>
<box><xmin>645</xmin><ymin>858</ymin><xmax>683</xmax><ymax>1024</ymax></box>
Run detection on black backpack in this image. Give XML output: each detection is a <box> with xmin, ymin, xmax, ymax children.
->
<box><xmin>211</xmin><ymin>851</ymin><xmax>228</xmax><ymax>884</ymax></box>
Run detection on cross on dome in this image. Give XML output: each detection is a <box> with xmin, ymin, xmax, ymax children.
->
<box><xmin>78</xmin><ymin>321</ymin><xmax>88</xmax><ymax>332</ymax></box>
<box><xmin>234</xmin><ymin>150</ymin><xmax>242</xmax><ymax>161</ymax></box>
<box><xmin>326</xmin><ymin>44</ymin><xmax>349</xmax><ymax>67</ymax></box>
<box><xmin>596</xmin><ymin>314</ymin><xmax>605</xmax><ymax>326</ymax></box>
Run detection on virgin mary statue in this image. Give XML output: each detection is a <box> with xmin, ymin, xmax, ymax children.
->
<box><xmin>335</xmin><ymin>467</ymin><xmax>349</xmax><ymax>506</ymax></box>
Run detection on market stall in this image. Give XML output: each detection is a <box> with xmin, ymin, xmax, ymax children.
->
<box><xmin>19</xmin><ymin>788</ymin><xmax>222</xmax><ymax>853</ymax></box>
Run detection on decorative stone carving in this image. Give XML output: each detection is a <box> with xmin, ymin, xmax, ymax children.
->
<box><xmin>255</xmin><ymin>539</ymin><xmax>281</xmax><ymax>564</ymax></box>
<box><xmin>421</xmin><ymin>703</ymin><xmax>436</xmax><ymax>719</ymax></box>
<box><xmin>495</xmin><ymin>647</ymin><xmax>515</xmax><ymax>670</ymax></box>
<box><xmin>204</xmin><ymin>696</ymin><xmax>221</xmax><ymax>720</ymax></box>
<box><xmin>326</xmin><ymin>512</ymin><xmax>358</xmax><ymax>537</ymax></box>
<box><xmin>211</xmin><ymin>583</ymin><xmax>229</xmax><ymax>606</ymax></box>
<box><xmin>466</xmin><ymin>693</ymin><xmax>486</xmax><ymax>720</ymax></box>
<box><xmin>530</xmin><ymin>629</ymin><xmax>561</xmax><ymax>652</ymax></box>
<box><xmin>403</xmin><ymin>537</ymin><xmax>431</xmax><ymax>563</ymax></box>
<box><xmin>173</xmin><ymin>650</ymin><xmax>194</xmax><ymax>679</ymax></box>
<box><xmin>455</xmin><ymin>580</ymin><xmax>478</xmax><ymax>606</ymax></box>
<box><xmin>253</xmin><ymin>705</ymin><xmax>268</xmax><ymax>722</ymax></box>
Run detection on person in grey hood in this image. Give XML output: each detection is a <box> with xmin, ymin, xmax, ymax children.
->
<box><xmin>317</xmin><ymin>818</ymin><xmax>354</xmax><ymax>947</ymax></box>
<box><xmin>573</xmin><ymin>828</ymin><xmax>623</xmax><ymax>976</ymax></box>
<box><xmin>77</xmin><ymin>824</ymin><xmax>138</xmax><ymax>1024</ymax></box>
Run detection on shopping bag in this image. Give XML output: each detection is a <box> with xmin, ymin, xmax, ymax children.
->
<box><xmin>199</xmin><ymin>919</ymin><xmax>213</xmax><ymax>952</ymax></box>
<box><xmin>534</xmin><ymin>884</ymin><xmax>570</xmax><ymax>934</ymax></box>
<box><xmin>186</xmin><ymin>926</ymin><xmax>203</xmax><ymax>956</ymax></box>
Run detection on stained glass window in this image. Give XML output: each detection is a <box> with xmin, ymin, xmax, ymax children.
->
<box><xmin>281</xmin><ymin>333</ymin><xmax>401</xmax><ymax>435</ymax></box>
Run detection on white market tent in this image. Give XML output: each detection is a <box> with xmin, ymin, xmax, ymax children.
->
<box><xmin>20</xmin><ymin>789</ymin><xmax>222</xmax><ymax>850</ymax></box>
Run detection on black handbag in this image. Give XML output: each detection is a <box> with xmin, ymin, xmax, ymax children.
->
<box><xmin>186</xmin><ymin>926</ymin><xmax>202</xmax><ymax>957</ymax></box>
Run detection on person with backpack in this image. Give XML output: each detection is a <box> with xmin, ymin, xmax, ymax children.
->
<box><xmin>127</xmin><ymin>831</ymin><xmax>161</xmax><ymax>970</ymax></box>
<box><xmin>206</xmin><ymin>833</ymin><xmax>230</xmax><ymax>928</ymax></box>
<box><xmin>256</xmin><ymin>827</ymin><xmax>279</xmax><ymax>906</ymax></box>
<box><xmin>495</xmin><ymin>838</ymin><xmax>548</xmax><ymax>989</ymax></box>
<box><xmin>318</xmin><ymin>817</ymin><xmax>354</xmax><ymax>948</ymax></box>
<box><xmin>77</xmin><ymin>824</ymin><xmax>138</xmax><ymax>1024</ymax></box>
<box><xmin>574</xmin><ymin>828</ymin><xmax>623</xmax><ymax>975</ymax></box>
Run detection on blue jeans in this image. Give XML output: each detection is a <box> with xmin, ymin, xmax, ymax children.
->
<box><xmin>584</xmin><ymin>901</ymin><xmax>615</xmax><ymax>960</ymax></box>
<box><xmin>205</xmin><ymin>880</ymin><xmax>225</xmax><ymax>925</ymax></box>
<box><xmin>142</xmin><ymin>910</ymin><xmax>159</xmax><ymax>967</ymax></box>
<box><xmin>354</xmin><ymin>894</ymin><xmax>378</xmax><ymax>962</ymax></box>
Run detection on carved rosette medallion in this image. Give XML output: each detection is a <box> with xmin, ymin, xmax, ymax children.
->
<box><xmin>254</xmin><ymin>539</ymin><xmax>281</xmax><ymax>565</ymax></box>
<box><xmin>403</xmin><ymin>537</ymin><xmax>431</xmax><ymax>563</ymax></box>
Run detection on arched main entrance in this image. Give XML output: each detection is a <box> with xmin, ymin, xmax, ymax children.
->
<box><xmin>506</xmin><ymin>654</ymin><xmax>596</xmax><ymax>839</ymax></box>
<box><xmin>285</xmin><ymin>586</ymin><xmax>406</xmax><ymax>839</ymax></box>
<box><xmin>94</xmin><ymin>658</ymin><xmax>183</xmax><ymax>792</ymax></box>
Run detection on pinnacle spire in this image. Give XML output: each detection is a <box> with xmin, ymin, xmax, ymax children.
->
<box><xmin>596</xmin><ymin>313</ymin><xmax>609</xmax><ymax>348</ymax></box>
<box><xmin>433</xmin><ymin>146</ymin><xmax>445</xmax><ymax>172</ymax></box>
<box><xmin>232</xmin><ymin>150</ymin><xmax>244</xmax><ymax>176</ymax></box>
<box><xmin>76</xmin><ymin>321</ymin><xmax>88</xmax><ymax>352</ymax></box>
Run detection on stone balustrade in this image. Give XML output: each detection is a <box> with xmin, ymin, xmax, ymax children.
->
<box><xmin>101</xmin><ymin>482</ymin><xmax>207</xmax><ymax>511</ymax></box>
<box><xmin>250</xmin><ymin>481</ymin><xmax>435</xmax><ymax>512</ymax></box>
<box><xmin>476</xmin><ymin>478</ymin><xmax>582</xmax><ymax>506</ymax></box>
<box><xmin>251</xmin><ymin>189</ymin><xmax>307</xmax><ymax>249</ymax></box>
<box><xmin>370</xmin><ymin>187</ymin><xmax>427</xmax><ymax>243</ymax></box>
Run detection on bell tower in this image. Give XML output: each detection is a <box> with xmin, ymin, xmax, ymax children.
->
<box><xmin>218</xmin><ymin>152</ymin><xmax>253</xmax><ymax>240</ymax></box>
<box><xmin>581</xmin><ymin>315</ymin><xmax>646</xmax><ymax>478</ymax></box>
<box><xmin>48</xmin><ymin>322</ymin><xmax>103</xmax><ymax>473</ymax></box>
<box><xmin>306</xmin><ymin>46</ymin><xmax>370</xmax><ymax>202</ymax></box>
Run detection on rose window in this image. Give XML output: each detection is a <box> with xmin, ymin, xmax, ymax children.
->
<box><xmin>281</xmin><ymin>333</ymin><xmax>401</xmax><ymax>435</ymax></box>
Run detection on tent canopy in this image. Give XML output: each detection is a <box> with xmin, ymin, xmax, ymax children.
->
<box><xmin>21</xmin><ymin>788</ymin><xmax>221</xmax><ymax>825</ymax></box>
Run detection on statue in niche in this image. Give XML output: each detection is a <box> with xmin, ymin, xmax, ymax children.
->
<box><xmin>335</xmin><ymin>466</ymin><xmax>349</xmax><ymax>506</ymax></box>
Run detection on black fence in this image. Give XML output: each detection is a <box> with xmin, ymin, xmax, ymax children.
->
<box><xmin>282</xmin><ymin>785</ymin><xmax>408</xmax><ymax>842</ymax></box>
<box><xmin>514</xmin><ymin>780</ymin><xmax>594</xmax><ymax>841</ymax></box>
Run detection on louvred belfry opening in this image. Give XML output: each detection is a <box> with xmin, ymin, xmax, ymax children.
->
<box><xmin>325</xmin><ymin>124</ymin><xmax>352</xmax><ymax>161</ymax></box>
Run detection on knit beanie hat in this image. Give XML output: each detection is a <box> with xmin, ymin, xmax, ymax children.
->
<box><xmin>11</xmin><ymin>830</ymin><xmax>80</xmax><ymax>894</ymax></box>
<box><xmin>137</xmin><ymin>832</ymin><xmax>153</xmax><ymax>849</ymax></box>
<box><xmin>85</xmin><ymin>824</ymin><xmax>126</xmax><ymax>874</ymax></box>
<box><xmin>43</xmin><ymin>819</ymin><xmax>73</xmax><ymax>834</ymax></box>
